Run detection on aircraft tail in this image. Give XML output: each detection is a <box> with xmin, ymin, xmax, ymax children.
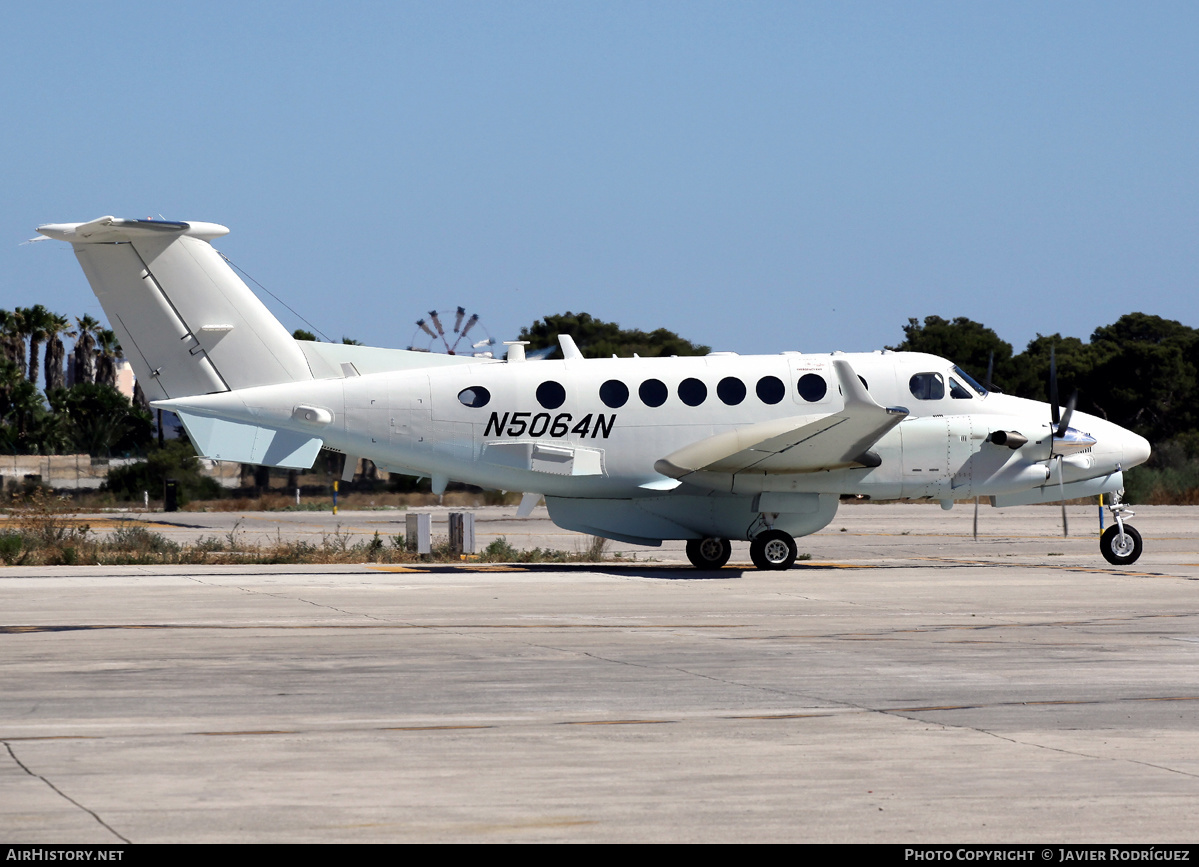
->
<box><xmin>37</xmin><ymin>217</ymin><xmax>313</xmax><ymax>401</ymax></box>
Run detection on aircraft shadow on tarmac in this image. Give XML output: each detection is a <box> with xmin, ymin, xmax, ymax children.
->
<box><xmin>372</xmin><ymin>562</ymin><xmax>849</xmax><ymax>579</ymax></box>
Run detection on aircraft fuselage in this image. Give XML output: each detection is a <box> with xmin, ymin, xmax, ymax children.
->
<box><xmin>161</xmin><ymin>348</ymin><xmax>1149</xmax><ymax>546</ymax></box>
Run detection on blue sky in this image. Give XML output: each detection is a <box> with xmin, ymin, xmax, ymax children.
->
<box><xmin>5</xmin><ymin>2</ymin><xmax>1198</xmax><ymax>358</ymax></box>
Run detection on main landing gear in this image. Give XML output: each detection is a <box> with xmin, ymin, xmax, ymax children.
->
<box><xmin>685</xmin><ymin>530</ymin><xmax>800</xmax><ymax>571</ymax></box>
<box><xmin>749</xmin><ymin>529</ymin><xmax>798</xmax><ymax>571</ymax></box>
<box><xmin>1100</xmin><ymin>492</ymin><xmax>1143</xmax><ymax>566</ymax></box>
<box><xmin>686</xmin><ymin>537</ymin><xmax>732</xmax><ymax>570</ymax></box>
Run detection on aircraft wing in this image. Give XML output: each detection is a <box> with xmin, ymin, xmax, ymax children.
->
<box><xmin>654</xmin><ymin>360</ymin><xmax>908</xmax><ymax>478</ymax></box>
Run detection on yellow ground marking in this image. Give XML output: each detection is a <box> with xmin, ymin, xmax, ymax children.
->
<box><xmin>0</xmin><ymin>518</ymin><xmax>155</xmax><ymax>530</ymax></box>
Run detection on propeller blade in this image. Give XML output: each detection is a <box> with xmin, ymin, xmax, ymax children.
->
<box><xmin>1049</xmin><ymin>346</ymin><xmax>1060</xmax><ymax>428</ymax></box>
<box><xmin>985</xmin><ymin>351</ymin><xmax>994</xmax><ymax>391</ymax></box>
<box><xmin>1057</xmin><ymin>456</ymin><xmax>1069</xmax><ymax>537</ymax></box>
<box><xmin>1056</xmin><ymin>390</ymin><xmax>1077</xmax><ymax>438</ymax></box>
<box><xmin>973</xmin><ymin>495</ymin><xmax>979</xmax><ymax>540</ymax></box>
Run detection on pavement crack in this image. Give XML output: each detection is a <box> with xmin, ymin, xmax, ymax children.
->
<box><xmin>478</xmin><ymin>632</ymin><xmax>862</xmax><ymax>708</ymax></box>
<box><xmin>878</xmin><ymin>711</ymin><xmax>1199</xmax><ymax>781</ymax></box>
<box><xmin>3</xmin><ymin>741</ymin><xmax>131</xmax><ymax>843</ymax></box>
<box><xmin>178</xmin><ymin>575</ymin><xmax>398</xmax><ymax>623</ymax></box>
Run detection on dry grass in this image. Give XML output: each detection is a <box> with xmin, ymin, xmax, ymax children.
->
<box><xmin>181</xmin><ymin>489</ymin><xmax>522</xmax><ymax>512</ymax></box>
<box><xmin>0</xmin><ymin>491</ymin><xmax>607</xmax><ymax>567</ymax></box>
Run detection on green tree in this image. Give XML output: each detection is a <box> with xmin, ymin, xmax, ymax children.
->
<box><xmin>887</xmin><ymin>316</ymin><xmax>1017</xmax><ymax>390</ymax></box>
<box><xmin>20</xmin><ymin>305</ymin><xmax>52</xmax><ymax>386</ymax></box>
<box><xmin>519</xmin><ymin>312</ymin><xmax>710</xmax><ymax>360</ymax></box>
<box><xmin>46</xmin><ymin>383</ymin><xmax>153</xmax><ymax>457</ymax></box>
<box><xmin>43</xmin><ymin>312</ymin><xmax>75</xmax><ymax>393</ymax></box>
<box><xmin>1</xmin><ymin>309</ymin><xmax>28</xmax><ymax>376</ymax></box>
<box><xmin>0</xmin><ymin>355</ymin><xmax>46</xmax><ymax>453</ymax></box>
<box><xmin>1085</xmin><ymin>313</ymin><xmax>1199</xmax><ymax>441</ymax></box>
<box><xmin>104</xmin><ymin>435</ymin><xmax>222</xmax><ymax>504</ymax></box>
<box><xmin>94</xmin><ymin>329</ymin><xmax>122</xmax><ymax>389</ymax></box>
<box><xmin>1010</xmin><ymin>333</ymin><xmax>1096</xmax><ymax>409</ymax></box>
<box><xmin>73</xmin><ymin>314</ymin><xmax>101</xmax><ymax>385</ymax></box>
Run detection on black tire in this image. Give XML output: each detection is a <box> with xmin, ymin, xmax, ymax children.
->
<box><xmin>1101</xmin><ymin>524</ymin><xmax>1143</xmax><ymax>566</ymax></box>
<box><xmin>749</xmin><ymin>529</ymin><xmax>797</xmax><ymax>571</ymax></box>
<box><xmin>686</xmin><ymin>537</ymin><xmax>732</xmax><ymax>570</ymax></box>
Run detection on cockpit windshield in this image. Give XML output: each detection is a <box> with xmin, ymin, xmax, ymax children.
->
<box><xmin>952</xmin><ymin>365</ymin><xmax>988</xmax><ymax>397</ymax></box>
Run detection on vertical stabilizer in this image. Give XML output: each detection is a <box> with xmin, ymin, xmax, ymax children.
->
<box><xmin>37</xmin><ymin>217</ymin><xmax>313</xmax><ymax>400</ymax></box>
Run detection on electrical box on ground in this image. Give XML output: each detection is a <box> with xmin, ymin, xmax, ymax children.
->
<box><xmin>449</xmin><ymin>512</ymin><xmax>475</xmax><ymax>555</ymax></box>
<box><xmin>405</xmin><ymin>512</ymin><xmax>431</xmax><ymax>554</ymax></box>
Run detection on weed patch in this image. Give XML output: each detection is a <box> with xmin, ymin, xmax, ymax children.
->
<box><xmin>0</xmin><ymin>492</ymin><xmax>616</xmax><ymax>566</ymax></box>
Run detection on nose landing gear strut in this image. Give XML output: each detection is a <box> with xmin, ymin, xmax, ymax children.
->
<box><xmin>1100</xmin><ymin>491</ymin><xmax>1143</xmax><ymax>565</ymax></box>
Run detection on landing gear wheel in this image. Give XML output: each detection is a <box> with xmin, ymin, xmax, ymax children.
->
<box><xmin>749</xmin><ymin>529</ymin><xmax>797</xmax><ymax>571</ymax></box>
<box><xmin>686</xmin><ymin>537</ymin><xmax>732</xmax><ymax>570</ymax></box>
<box><xmin>1101</xmin><ymin>524</ymin><xmax>1143</xmax><ymax>566</ymax></box>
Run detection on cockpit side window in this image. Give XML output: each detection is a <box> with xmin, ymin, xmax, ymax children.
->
<box><xmin>949</xmin><ymin>377</ymin><xmax>973</xmax><ymax>399</ymax></box>
<box><xmin>908</xmin><ymin>372</ymin><xmax>945</xmax><ymax>400</ymax></box>
<box><xmin>952</xmin><ymin>365</ymin><xmax>988</xmax><ymax>397</ymax></box>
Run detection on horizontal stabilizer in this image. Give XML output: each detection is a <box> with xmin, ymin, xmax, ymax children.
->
<box><xmin>174</xmin><ymin>411</ymin><xmax>323</xmax><ymax>469</ymax></box>
<box><xmin>655</xmin><ymin>360</ymin><xmax>908</xmax><ymax>478</ymax></box>
<box><xmin>295</xmin><ymin>340</ymin><xmax>477</xmax><ymax>378</ymax></box>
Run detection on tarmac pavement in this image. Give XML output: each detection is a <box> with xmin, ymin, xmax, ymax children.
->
<box><xmin>1</xmin><ymin>504</ymin><xmax>1197</xmax><ymax>842</ymax></box>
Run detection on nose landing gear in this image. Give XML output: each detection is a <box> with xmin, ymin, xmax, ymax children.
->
<box><xmin>1100</xmin><ymin>492</ymin><xmax>1143</xmax><ymax>565</ymax></box>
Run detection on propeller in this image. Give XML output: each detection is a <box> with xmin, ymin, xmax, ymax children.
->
<box><xmin>974</xmin><ymin>351</ymin><xmax>998</xmax><ymax>541</ymax></box>
<box><xmin>1048</xmin><ymin>346</ymin><xmax>1079</xmax><ymax>441</ymax></box>
<box><xmin>1048</xmin><ymin>346</ymin><xmax>1076</xmax><ymax>536</ymax></box>
<box><xmin>975</xmin><ymin>347</ymin><xmax>1078</xmax><ymax>541</ymax></box>
<box><xmin>1057</xmin><ymin>456</ymin><xmax>1069</xmax><ymax>537</ymax></box>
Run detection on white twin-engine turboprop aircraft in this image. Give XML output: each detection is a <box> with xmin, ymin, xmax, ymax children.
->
<box><xmin>37</xmin><ymin>216</ymin><xmax>1153</xmax><ymax>568</ymax></box>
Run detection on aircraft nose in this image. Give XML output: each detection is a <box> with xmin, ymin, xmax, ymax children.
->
<box><xmin>1123</xmin><ymin>431</ymin><xmax>1151</xmax><ymax>469</ymax></box>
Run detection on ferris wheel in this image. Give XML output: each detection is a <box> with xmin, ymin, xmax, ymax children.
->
<box><xmin>408</xmin><ymin>307</ymin><xmax>497</xmax><ymax>356</ymax></box>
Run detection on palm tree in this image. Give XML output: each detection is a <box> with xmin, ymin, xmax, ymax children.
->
<box><xmin>95</xmin><ymin>329</ymin><xmax>122</xmax><ymax>388</ymax></box>
<box><xmin>73</xmin><ymin>314</ymin><xmax>100</xmax><ymax>385</ymax></box>
<box><xmin>0</xmin><ymin>311</ymin><xmax>9</xmax><ymax>367</ymax></box>
<box><xmin>21</xmin><ymin>305</ymin><xmax>52</xmax><ymax>387</ymax></box>
<box><xmin>1</xmin><ymin>309</ymin><xmax>27</xmax><ymax>376</ymax></box>
<box><xmin>43</xmin><ymin>312</ymin><xmax>75</xmax><ymax>393</ymax></box>
<box><xmin>0</xmin><ymin>355</ymin><xmax>44</xmax><ymax>452</ymax></box>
